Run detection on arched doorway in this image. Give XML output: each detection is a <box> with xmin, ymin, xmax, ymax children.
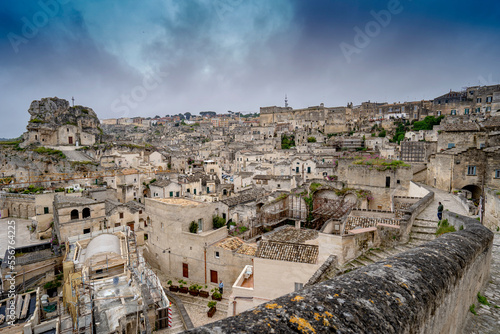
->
<box><xmin>461</xmin><ymin>185</ymin><xmax>482</xmax><ymax>200</ymax></box>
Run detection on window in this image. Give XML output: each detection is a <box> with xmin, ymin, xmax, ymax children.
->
<box><xmin>480</xmin><ymin>143</ymin><xmax>485</xmax><ymax>149</ymax></box>
<box><xmin>414</xmin><ymin>113</ymin><xmax>418</xmax><ymax>119</ymax></box>
<box><xmin>82</xmin><ymin>208</ymin><xmax>90</xmax><ymax>219</ymax></box>
<box><xmin>215</xmin><ymin>251</ymin><xmax>220</xmax><ymax>258</ymax></box>
<box><xmin>475</xmin><ymin>108</ymin><xmax>481</xmax><ymax>113</ymax></box>
<box><xmin>176</xmin><ymin>191</ymin><xmax>179</xmax><ymax>197</ymax></box>
<box><xmin>169</xmin><ymin>191</ymin><xmax>173</xmax><ymax>197</ymax></box>
<box><xmin>83</xmin><ymin>228</ymin><xmax>91</xmax><ymax>234</ymax></box>
<box><xmin>307</xmin><ymin>167</ymin><xmax>311</xmax><ymax>174</ymax></box>
<box><xmin>198</xmin><ymin>218</ymin><xmax>203</xmax><ymax>232</ymax></box>
<box><xmin>296</xmin><ymin>167</ymin><xmax>299</xmax><ymax>173</ymax></box>
<box><xmin>96</xmin><ymin>269</ymin><xmax>103</xmax><ymax>275</ymax></box>
<box><xmin>187</xmin><ymin>188</ymin><xmax>190</xmax><ymax>193</ymax></box>
<box><xmin>448</xmin><ymin>143</ymin><xmax>455</xmax><ymax>149</ymax></box>
<box><xmin>277</xmin><ymin>184</ymin><xmax>281</xmax><ymax>188</ymax></box>
<box><xmin>115</xmin><ymin>223</ymin><xmax>121</xmax><ymax>227</ymax></box>
<box><xmin>294</xmin><ymin>283</ymin><xmax>304</xmax><ymax>291</ymax></box>
<box><xmin>495</xmin><ymin>170</ymin><xmax>500</xmax><ymax>179</ymax></box>
<box><xmin>119</xmin><ymin>212</ymin><xmax>124</xmax><ymax>219</ymax></box>
<box><xmin>139</xmin><ymin>210</ymin><xmax>142</xmax><ymax>214</ymax></box>
<box><xmin>486</xmin><ymin>106</ymin><xmax>491</xmax><ymax>112</ymax></box>
<box><xmin>451</xmin><ymin>110</ymin><xmax>456</xmax><ymax>115</ymax></box>
<box><xmin>467</xmin><ymin>166</ymin><xmax>476</xmax><ymax>176</ymax></box>
<box><xmin>477</xmin><ymin>98</ymin><xmax>482</xmax><ymax>103</ymax></box>
<box><xmin>71</xmin><ymin>209</ymin><xmax>79</xmax><ymax>220</ymax></box>
<box><xmin>486</xmin><ymin>96</ymin><xmax>492</xmax><ymax>103</ymax></box>
<box><xmin>44</xmin><ymin>207</ymin><xmax>49</xmax><ymax>214</ymax></box>
<box><xmin>437</xmin><ymin>111</ymin><xmax>441</xmax><ymax>116</ymax></box>
<box><xmin>464</xmin><ymin>108</ymin><xmax>469</xmax><ymax>115</ymax></box>
<box><xmin>194</xmin><ymin>189</ymin><xmax>197</xmax><ymax>195</ymax></box>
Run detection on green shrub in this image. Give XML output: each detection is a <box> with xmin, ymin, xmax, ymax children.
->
<box><xmin>213</xmin><ymin>216</ymin><xmax>226</xmax><ymax>229</ymax></box>
<box><xmin>208</xmin><ymin>301</ymin><xmax>217</xmax><ymax>309</ymax></box>
<box><xmin>469</xmin><ymin>304</ymin><xmax>477</xmax><ymax>315</ymax></box>
<box><xmin>436</xmin><ymin>219</ymin><xmax>456</xmax><ymax>236</ymax></box>
<box><xmin>189</xmin><ymin>221</ymin><xmax>198</xmax><ymax>233</ymax></box>
<box><xmin>309</xmin><ymin>182</ymin><xmax>322</xmax><ymax>192</ymax></box>
<box><xmin>307</xmin><ymin>136</ymin><xmax>316</xmax><ymax>143</ymax></box>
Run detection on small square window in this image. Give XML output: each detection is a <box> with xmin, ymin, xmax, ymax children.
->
<box><xmin>119</xmin><ymin>212</ymin><xmax>124</xmax><ymax>219</ymax></box>
<box><xmin>467</xmin><ymin>166</ymin><xmax>476</xmax><ymax>176</ymax></box>
<box><xmin>495</xmin><ymin>170</ymin><xmax>500</xmax><ymax>179</ymax></box>
<box><xmin>215</xmin><ymin>251</ymin><xmax>220</xmax><ymax>258</ymax></box>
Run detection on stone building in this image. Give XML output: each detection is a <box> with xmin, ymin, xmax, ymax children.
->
<box><xmin>144</xmin><ymin>198</ymin><xmax>239</xmax><ymax>285</ymax></box>
<box><xmin>53</xmin><ymin>195</ymin><xmax>106</xmax><ymax>242</ymax></box>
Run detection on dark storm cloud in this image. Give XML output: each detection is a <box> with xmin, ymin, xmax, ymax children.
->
<box><xmin>1</xmin><ymin>0</ymin><xmax>499</xmax><ymax>138</ymax></box>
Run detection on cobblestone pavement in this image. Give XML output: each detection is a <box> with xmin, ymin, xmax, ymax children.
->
<box><xmin>463</xmin><ymin>233</ymin><xmax>500</xmax><ymax>334</ymax></box>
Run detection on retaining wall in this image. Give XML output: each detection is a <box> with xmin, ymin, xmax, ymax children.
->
<box><xmin>185</xmin><ymin>211</ymin><xmax>493</xmax><ymax>334</ymax></box>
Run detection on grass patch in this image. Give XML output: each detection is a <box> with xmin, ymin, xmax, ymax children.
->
<box><xmin>309</xmin><ymin>182</ymin><xmax>322</xmax><ymax>192</ymax></box>
<box><xmin>469</xmin><ymin>304</ymin><xmax>477</xmax><ymax>315</ymax></box>
<box><xmin>436</xmin><ymin>219</ymin><xmax>456</xmax><ymax>236</ymax></box>
<box><xmin>33</xmin><ymin>146</ymin><xmax>66</xmax><ymax>158</ymax></box>
<box><xmin>477</xmin><ymin>292</ymin><xmax>490</xmax><ymax>306</ymax></box>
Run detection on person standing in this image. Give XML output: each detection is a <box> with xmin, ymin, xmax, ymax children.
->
<box><xmin>219</xmin><ymin>280</ymin><xmax>224</xmax><ymax>295</ymax></box>
<box><xmin>437</xmin><ymin>202</ymin><xmax>444</xmax><ymax>221</ymax></box>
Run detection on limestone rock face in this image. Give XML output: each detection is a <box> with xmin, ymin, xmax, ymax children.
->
<box><xmin>27</xmin><ymin>97</ymin><xmax>100</xmax><ymax>133</ymax></box>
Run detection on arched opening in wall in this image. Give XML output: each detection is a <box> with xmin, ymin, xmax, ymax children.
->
<box><xmin>82</xmin><ymin>208</ymin><xmax>91</xmax><ymax>219</ymax></box>
<box><xmin>461</xmin><ymin>185</ymin><xmax>482</xmax><ymax>202</ymax></box>
<box><xmin>223</xmin><ymin>189</ymin><xmax>227</xmax><ymax>196</ymax></box>
<box><xmin>71</xmin><ymin>209</ymin><xmax>79</xmax><ymax>220</ymax></box>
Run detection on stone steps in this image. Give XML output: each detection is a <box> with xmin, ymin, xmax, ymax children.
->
<box><xmin>169</xmin><ymin>291</ymin><xmax>229</xmax><ymax>312</ymax></box>
<box><xmin>411</xmin><ymin>225</ymin><xmax>437</xmax><ymax>233</ymax></box>
<box><xmin>413</xmin><ymin>219</ymin><xmax>439</xmax><ymax>227</ymax></box>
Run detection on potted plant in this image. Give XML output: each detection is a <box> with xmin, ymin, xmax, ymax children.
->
<box><xmin>207</xmin><ymin>301</ymin><xmax>217</xmax><ymax>318</ymax></box>
<box><xmin>179</xmin><ymin>280</ymin><xmax>189</xmax><ymax>294</ymax></box>
<box><xmin>199</xmin><ymin>285</ymin><xmax>209</xmax><ymax>298</ymax></box>
<box><xmin>211</xmin><ymin>288</ymin><xmax>222</xmax><ymax>301</ymax></box>
<box><xmin>189</xmin><ymin>284</ymin><xmax>200</xmax><ymax>296</ymax></box>
<box><xmin>167</xmin><ymin>280</ymin><xmax>179</xmax><ymax>292</ymax></box>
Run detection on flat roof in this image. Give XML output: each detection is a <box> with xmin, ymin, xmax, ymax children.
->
<box><xmin>152</xmin><ymin>198</ymin><xmax>202</xmax><ymax>206</ymax></box>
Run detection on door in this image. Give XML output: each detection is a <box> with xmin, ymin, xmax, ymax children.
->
<box><xmin>210</xmin><ymin>270</ymin><xmax>218</xmax><ymax>284</ymax></box>
<box><xmin>68</xmin><ymin>136</ymin><xmax>73</xmax><ymax>144</ymax></box>
<box><xmin>183</xmin><ymin>263</ymin><xmax>189</xmax><ymax>278</ymax></box>
<box><xmin>127</xmin><ymin>222</ymin><xmax>135</xmax><ymax>231</ymax></box>
<box><xmin>385</xmin><ymin>176</ymin><xmax>391</xmax><ymax>188</ymax></box>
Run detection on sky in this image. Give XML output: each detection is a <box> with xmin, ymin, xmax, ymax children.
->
<box><xmin>1</xmin><ymin>0</ymin><xmax>500</xmax><ymax>138</ymax></box>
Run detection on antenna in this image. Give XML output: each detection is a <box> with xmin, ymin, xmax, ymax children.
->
<box><xmin>72</xmin><ymin>96</ymin><xmax>75</xmax><ymax>107</ymax></box>
<box><xmin>285</xmin><ymin>94</ymin><xmax>288</xmax><ymax>108</ymax></box>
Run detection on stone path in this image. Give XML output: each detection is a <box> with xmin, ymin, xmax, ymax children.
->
<box><xmin>463</xmin><ymin>233</ymin><xmax>500</xmax><ymax>334</ymax></box>
<box><xmin>416</xmin><ymin>185</ymin><xmax>470</xmax><ymax>222</ymax></box>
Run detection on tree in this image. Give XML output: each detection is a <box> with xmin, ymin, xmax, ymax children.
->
<box><xmin>154</xmin><ymin>115</ymin><xmax>160</xmax><ymax>119</ymax></box>
<box><xmin>307</xmin><ymin>137</ymin><xmax>317</xmax><ymax>143</ymax></box>
<box><xmin>378</xmin><ymin>130</ymin><xmax>386</xmax><ymax>137</ymax></box>
<box><xmin>184</xmin><ymin>112</ymin><xmax>192</xmax><ymax>120</ymax></box>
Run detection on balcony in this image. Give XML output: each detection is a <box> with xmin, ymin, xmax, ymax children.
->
<box><xmin>233</xmin><ymin>265</ymin><xmax>254</xmax><ymax>290</ymax></box>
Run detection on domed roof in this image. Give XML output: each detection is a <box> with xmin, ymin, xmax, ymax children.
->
<box><xmin>84</xmin><ymin>234</ymin><xmax>121</xmax><ymax>262</ymax></box>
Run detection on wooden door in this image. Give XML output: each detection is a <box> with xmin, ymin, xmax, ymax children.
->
<box><xmin>210</xmin><ymin>270</ymin><xmax>218</xmax><ymax>284</ymax></box>
<box><xmin>68</xmin><ymin>136</ymin><xmax>73</xmax><ymax>144</ymax></box>
<box><xmin>183</xmin><ymin>263</ymin><xmax>189</xmax><ymax>278</ymax></box>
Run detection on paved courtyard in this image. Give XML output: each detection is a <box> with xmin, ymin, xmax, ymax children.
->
<box><xmin>0</xmin><ymin>218</ymin><xmax>43</xmax><ymax>257</ymax></box>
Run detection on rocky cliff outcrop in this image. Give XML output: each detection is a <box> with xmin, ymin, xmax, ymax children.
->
<box><xmin>26</xmin><ymin>97</ymin><xmax>101</xmax><ymax>134</ymax></box>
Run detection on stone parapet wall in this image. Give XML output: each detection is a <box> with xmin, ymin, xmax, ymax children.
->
<box><xmin>186</xmin><ymin>212</ymin><xmax>493</xmax><ymax>334</ymax></box>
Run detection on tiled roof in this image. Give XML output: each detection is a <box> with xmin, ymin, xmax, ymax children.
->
<box><xmin>266</xmin><ymin>226</ymin><xmax>318</xmax><ymax>243</ymax></box>
<box><xmin>256</xmin><ymin>240</ymin><xmax>319</xmax><ymax>264</ymax></box>
<box><xmin>236</xmin><ymin>243</ymin><xmax>257</xmax><ymax>256</ymax></box>
<box><xmin>216</xmin><ymin>237</ymin><xmax>244</xmax><ymax>251</ymax></box>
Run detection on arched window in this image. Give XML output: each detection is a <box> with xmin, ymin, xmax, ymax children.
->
<box><xmin>223</xmin><ymin>189</ymin><xmax>227</xmax><ymax>196</ymax></box>
<box><xmin>82</xmin><ymin>208</ymin><xmax>91</xmax><ymax>219</ymax></box>
<box><xmin>71</xmin><ymin>209</ymin><xmax>79</xmax><ymax>220</ymax></box>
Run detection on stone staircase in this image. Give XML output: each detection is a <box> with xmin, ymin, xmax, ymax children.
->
<box><xmin>340</xmin><ymin>219</ymin><xmax>438</xmax><ymax>273</ymax></box>
<box><xmin>160</xmin><ymin>302</ymin><xmax>185</xmax><ymax>334</ymax></box>
<box><xmin>167</xmin><ymin>290</ymin><xmax>230</xmax><ymax>316</ymax></box>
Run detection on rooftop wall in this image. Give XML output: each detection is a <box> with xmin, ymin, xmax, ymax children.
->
<box><xmin>186</xmin><ymin>211</ymin><xmax>493</xmax><ymax>334</ymax></box>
